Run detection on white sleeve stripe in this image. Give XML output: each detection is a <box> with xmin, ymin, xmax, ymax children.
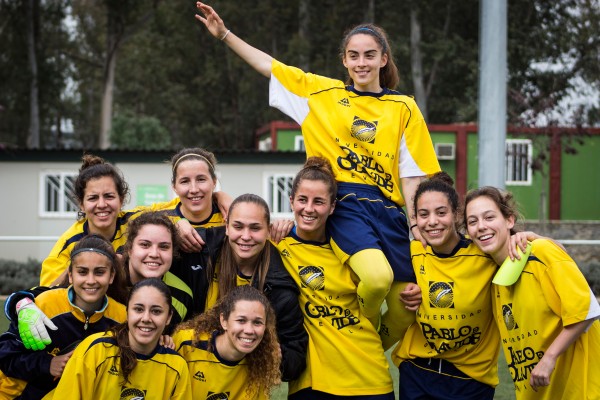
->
<box><xmin>269</xmin><ymin>75</ymin><xmax>310</xmax><ymax>125</ymax></box>
<box><xmin>398</xmin><ymin>134</ymin><xmax>427</xmax><ymax>178</ymax></box>
<box><xmin>585</xmin><ymin>288</ymin><xmax>600</xmax><ymax>326</ymax></box>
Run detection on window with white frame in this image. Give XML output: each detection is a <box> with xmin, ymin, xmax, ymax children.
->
<box><xmin>265</xmin><ymin>173</ymin><xmax>295</xmax><ymax>218</ymax></box>
<box><xmin>294</xmin><ymin>135</ymin><xmax>305</xmax><ymax>151</ymax></box>
<box><xmin>40</xmin><ymin>171</ymin><xmax>79</xmax><ymax>217</ymax></box>
<box><xmin>505</xmin><ymin>139</ymin><xmax>532</xmax><ymax>185</ymax></box>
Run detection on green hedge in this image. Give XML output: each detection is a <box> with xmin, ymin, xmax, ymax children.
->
<box><xmin>0</xmin><ymin>258</ymin><xmax>41</xmax><ymax>295</ymax></box>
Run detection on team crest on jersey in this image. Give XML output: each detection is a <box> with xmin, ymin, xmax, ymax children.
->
<box><xmin>350</xmin><ymin>117</ymin><xmax>377</xmax><ymax>143</ymax></box>
<box><xmin>299</xmin><ymin>265</ymin><xmax>325</xmax><ymax>290</ymax></box>
<box><xmin>428</xmin><ymin>281</ymin><xmax>454</xmax><ymax>308</ymax></box>
<box><xmin>502</xmin><ymin>303</ymin><xmax>519</xmax><ymax>330</ymax></box>
<box><xmin>120</xmin><ymin>387</ymin><xmax>146</xmax><ymax>400</ymax></box>
<box><xmin>207</xmin><ymin>392</ymin><xmax>230</xmax><ymax>399</ymax></box>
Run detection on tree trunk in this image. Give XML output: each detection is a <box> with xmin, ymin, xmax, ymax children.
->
<box><xmin>26</xmin><ymin>0</ymin><xmax>40</xmax><ymax>148</ymax></box>
<box><xmin>366</xmin><ymin>0</ymin><xmax>375</xmax><ymax>23</ymax></box>
<box><xmin>410</xmin><ymin>7</ymin><xmax>428</xmax><ymax>121</ymax></box>
<box><xmin>100</xmin><ymin>49</ymin><xmax>117</xmax><ymax>149</ymax></box>
<box><xmin>298</xmin><ymin>0</ymin><xmax>310</xmax><ymax>71</ymax></box>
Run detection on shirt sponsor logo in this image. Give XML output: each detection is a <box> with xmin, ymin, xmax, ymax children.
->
<box><xmin>304</xmin><ymin>302</ymin><xmax>360</xmax><ymax>330</ymax></box>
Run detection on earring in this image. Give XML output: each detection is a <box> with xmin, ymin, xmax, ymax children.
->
<box><xmin>77</xmin><ymin>210</ymin><xmax>86</xmax><ymax>220</ymax></box>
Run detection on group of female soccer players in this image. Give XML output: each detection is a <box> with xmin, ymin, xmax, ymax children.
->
<box><xmin>1</xmin><ymin>1</ymin><xmax>599</xmax><ymax>399</ymax></box>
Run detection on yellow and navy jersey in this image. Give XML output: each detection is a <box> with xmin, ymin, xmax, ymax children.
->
<box><xmin>157</xmin><ymin>197</ymin><xmax>225</xmax><ymax>228</ymax></box>
<box><xmin>393</xmin><ymin>237</ymin><xmax>500</xmax><ymax>387</ymax></box>
<box><xmin>276</xmin><ymin>230</ymin><xmax>393</xmax><ymax>396</ymax></box>
<box><xmin>173</xmin><ymin>330</ymin><xmax>267</xmax><ymax>400</ymax></box>
<box><xmin>162</xmin><ymin>271</ymin><xmax>194</xmax><ymax>334</ymax></box>
<box><xmin>40</xmin><ymin>207</ymin><xmax>146</xmax><ymax>286</ymax></box>
<box><xmin>0</xmin><ymin>287</ymin><xmax>125</xmax><ymax>399</ymax></box>
<box><xmin>161</xmin><ymin>201</ymin><xmax>226</xmax><ymax>318</ymax></box>
<box><xmin>45</xmin><ymin>331</ymin><xmax>191</xmax><ymax>400</ymax></box>
<box><xmin>492</xmin><ymin>239</ymin><xmax>600</xmax><ymax>400</ymax></box>
<box><xmin>270</xmin><ymin>59</ymin><xmax>440</xmax><ymax>206</ymax></box>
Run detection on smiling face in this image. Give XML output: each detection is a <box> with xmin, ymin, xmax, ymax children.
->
<box><xmin>172</xmin><ymin>159</ymin><xmax>216</xmax><ymax>222</ymax></box>
<box><xmin>226</xmin><ymin>202</ymin><xmax>269</xmax><ymax>271</ymax></box>
<box><xmin>127</xmin><ymin>286</ymin><xmax>172</xmax><ymax>355</ymax></box>
<box><xmin>465</xmin><ymin>196</ymin><xmax>515</xmax><ymax>264</ymax></box>
<box><xmin>343</xmin><ymin>33</ymin><xmax>388</xmax><ymax>92</ymax></box>
<box><xmin>80</xmin><ymin>176</ymin><xmax>123</xmax><ymax>238</ymax></box>
<box><xmin>127</xmin><ymin>224</ymin><xmax>173</xmax><ymax>284</ymax></box>
<box><xmin>416</xmin><ymin>190</ymin><xmax>460</xmax><ymax>254</ymax></box>
<box><xmin>69</xmin><ymin>251</ymin><xmax>115</xmax><ymax>314</ymax></box>
<box><xmin>291</xmin><ymin>179</ymin><xmax>335</xmax><ymax>242</ymax></box>
<box><xmin>217</xmin><ymin>299</ymin><xmax>266</xmax><ymax>362</ymax></box>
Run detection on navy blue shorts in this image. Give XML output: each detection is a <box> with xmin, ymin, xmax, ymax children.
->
<box><xmin>327</xmin><ymin>182</ymin><xmax>413</xmax><ymax>282</ymax></box>
<box><xmin>399</xmin><ymin>358</ymin><xmax>495</xmax><ymax>400</ymax></box>
<box><xmin>289</xmin><ymin>388</ymin><xmax>395</xmax><ymax>400</ymax></box>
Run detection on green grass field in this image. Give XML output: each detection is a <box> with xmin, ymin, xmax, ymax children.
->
<box><xmin>0</xmin><ymin>299</ymin><xmax>515</xmax><ymax>399</ymax></box>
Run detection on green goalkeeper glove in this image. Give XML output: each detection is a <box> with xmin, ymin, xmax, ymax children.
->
<box><xmin>16</xmin><ymin>297</ymin><xmax>58</xmax><ymax>351</ymax></box>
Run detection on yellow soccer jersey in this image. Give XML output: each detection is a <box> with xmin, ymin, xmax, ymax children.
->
<box><xmin>270</xmin><ymin>59</ymin><xmax>440</xmax><ymax>206</ymax></box>
<box><xmin>46</xmin><ymin>331</ymin><xmax>191</xmax><ymax>400</ymax></box>
<box><xmin>154</xmin><ymin>197</ymin><xmax>225</xmax><ymax>227</ymax></box>
<box><xmin>0</xmin><ymin>371</ymin><xmax>26</xmax><ymax>399</ymax></box>
<box><xmin>393</xmin><ymin>238</ymin><xmax>500</xmax><ymax>387</ymax></box>
<box><xmin>492</xmin><ymin>239</ymin><xmax>600</xmax><ymax>400</ymax></box>
<box><xmin>40</xmin><ymin>207</ymin><xmax>146</xmax><ymax>286</ymax></box>
<box><xmin>276</xmin><ymin>232</ymin><xmax>393</xmax><ymax>396</ymax></box>
<box><xmin>173</xmin><ymin>330</ymin><xmax>267</xmax><ymax>400</ymax></box>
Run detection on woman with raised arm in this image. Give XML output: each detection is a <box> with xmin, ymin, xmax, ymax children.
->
<box><xmin>464</xmin><ymin>187</ymin><xmax>600</xmax><ymax>400</ymax></box>
<box><xmin>195</xmin><ymin>2</ymin><xmax>440</xmax><ymax>344</ymax></box>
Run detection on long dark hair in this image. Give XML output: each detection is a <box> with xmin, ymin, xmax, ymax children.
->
<box><xmin>340</xmin><ymin>24</ymin><xmax>400</xmax><ymax>89</ymax></box>
<box><xmin>218</xmin><ymin>194</ymin><xmax>271</xmax><ymax>297</ymax></box>
<box><xmin>109</xmin><ymin>278</ymin><xmax>173</xmax><ymax>384</ymax></box>
<box><xmin>177</xmin><ymin>285</ymin><xmax>281</xmax><ymax>397</ymax></box>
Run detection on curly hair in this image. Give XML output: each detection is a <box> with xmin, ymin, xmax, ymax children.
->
<box><xmin>177</xmin><ymin>285</ymin><xmax>281</xmax><ymax>397</ymax></box>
